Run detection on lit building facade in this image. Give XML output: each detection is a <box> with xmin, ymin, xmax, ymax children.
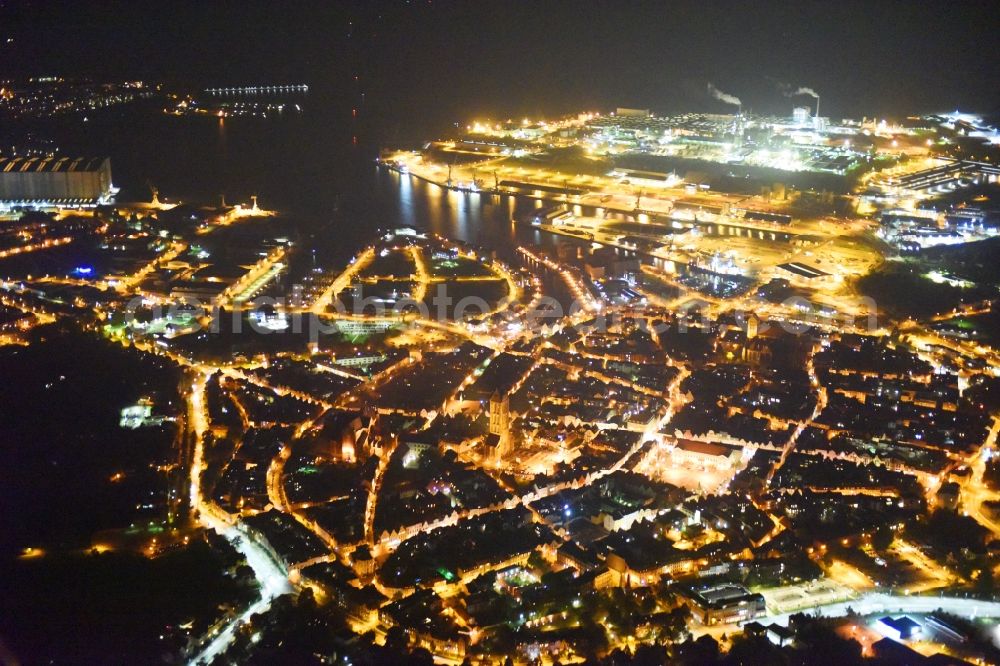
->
<box><xmin>0</xmin><ymin>156</ymin><xmax>113</xmax><ymax>204</ymax></box>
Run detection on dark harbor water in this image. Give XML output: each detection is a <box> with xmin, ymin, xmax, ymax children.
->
<box><xmin>25</xmin><ymin>92</ymin><xmax>577</xmax><ymax>269</ymax></box>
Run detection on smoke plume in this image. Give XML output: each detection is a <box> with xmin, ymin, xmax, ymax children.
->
<box><xmin>707</xmin><ymin>83</ymin><xmax>741</xmax><ymax>107</ymax></box>
<box><xmin>787</xmin><ymin>86</ymin><xmax>819</xmax><ymax>99</ymax></box>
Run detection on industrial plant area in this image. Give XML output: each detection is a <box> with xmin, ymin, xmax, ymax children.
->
<box><xmin>2</xmin><ymin>2</ymin><xmax>1000</xmax><ymax>666</ymax></box>
<box><xmin>385</xmin><ymin>101</ymin><xmax>999</xmax><ymax>331</ymax></box>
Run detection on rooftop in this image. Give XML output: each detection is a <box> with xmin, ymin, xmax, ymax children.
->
<box><xmin>0</xmin><ymin>156</ymin><xmax>108</xmax><ymax>173</ymax></box>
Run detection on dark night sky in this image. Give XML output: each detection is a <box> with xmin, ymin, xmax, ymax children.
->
<box><xmin>1</xmin><ymin>0</ymin><xmax>998</xmax><ymax>125</ymax></box>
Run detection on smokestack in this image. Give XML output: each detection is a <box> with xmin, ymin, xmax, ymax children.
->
<box><xmin>786</xmin><ymin>86</ymin><xmax>820</xmax><ymax>119</ymax></box>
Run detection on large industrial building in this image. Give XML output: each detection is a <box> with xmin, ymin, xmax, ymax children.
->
<box><xmin>0</xmin><ymin>156</ymin><xmax>114</xmax><ymax>205</ymax></box>
<box><xmin>682</xmin><ymin>582</ymin><xmax>767</xmax><ymax>625</ymax></box>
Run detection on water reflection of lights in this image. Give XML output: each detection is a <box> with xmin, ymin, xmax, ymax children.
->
<box><xmin>397</xmin><ymin>171</ymin><xmax>415</xmax><ymax>229</ymax></box>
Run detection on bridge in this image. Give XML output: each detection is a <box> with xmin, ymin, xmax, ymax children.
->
<box><xmin>205</xmin><ymin>84</ymin><xmax>309</xmax><ymax>95</ymax></box>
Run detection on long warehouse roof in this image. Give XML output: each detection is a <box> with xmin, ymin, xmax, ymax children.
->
<box><xmin>0</xmin><ymin>156</ymin><xmax>108</xmax><ymax>173</ymax></box>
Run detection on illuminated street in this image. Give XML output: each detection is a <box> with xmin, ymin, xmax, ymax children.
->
<box><xmin>2</xmin><ymin>3</ymin><xmax>1000</xmax><ymax>664</ymax></box>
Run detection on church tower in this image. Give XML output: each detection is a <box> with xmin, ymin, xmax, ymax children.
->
<box><xmin>488</xmin><ymin>390</ymin><xmax>512</xmax><ymax>461</ymax></box>
<box><xmin>489</xmin><ymin>390</ymin><xmax>509</xmax><ymax>436</ymax></box>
